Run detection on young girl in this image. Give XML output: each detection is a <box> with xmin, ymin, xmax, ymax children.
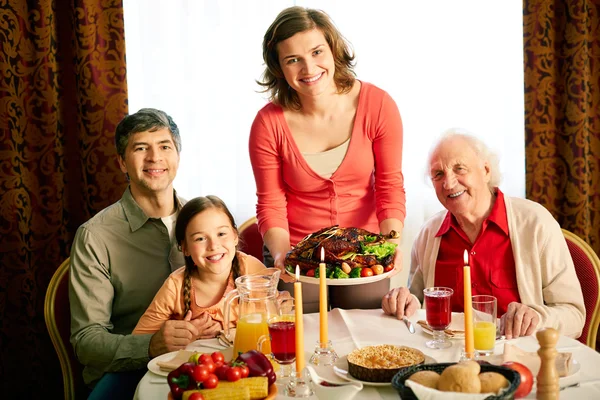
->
<box><xmin>133</xmin><ymin>195</ymin><xmax>269</xmax><ymax>338</ymax></box>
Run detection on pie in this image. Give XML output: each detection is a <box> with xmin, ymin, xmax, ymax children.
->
<box><xmin>347</xmin><ymin>344</ymin><xmax>425</xmax><ymax>383</ymax></box>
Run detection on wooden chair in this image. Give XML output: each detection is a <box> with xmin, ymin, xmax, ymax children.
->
<box><xmin>238</xmin><ymin>216</ymin><xmax>264</xmax><ymax>262</ymax></box>
<box><xmin>562</xmin><ymin>229</ymin><xmax>600</xmax><ymax>349</ymax></box>
<box><xmin>44</xmin><ymin>258</ymin><xmax>88</xmax><ymax>399</ymax></box>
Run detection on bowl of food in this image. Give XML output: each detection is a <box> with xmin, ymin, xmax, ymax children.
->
<box><xmin>392</xmin><ymin>361</ymin><xmax>520</xmax><ymax>400</ymax></box>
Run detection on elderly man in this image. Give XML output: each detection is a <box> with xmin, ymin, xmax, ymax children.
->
<box><xmin>382</xmin><ymin>130</ymin><xmax>585</xmax><ymax>339</ymax></box>
<box><xmin>69</xmin><ymin>109</ymin><xmax>200</xmax><ymax>399</ymax></box>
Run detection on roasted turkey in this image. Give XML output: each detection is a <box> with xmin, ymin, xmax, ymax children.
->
<box><xmin>284</xmin><ymin>225</ymin><xmax>398</xmax><ymax>272</ymax></box>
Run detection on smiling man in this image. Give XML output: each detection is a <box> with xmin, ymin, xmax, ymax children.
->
<box><xmin>382</xmin><ymin>129</ymin><xmax>585</xmax><ymax>339</ymax></box>
<box><xmin>69</xmin><ymin>109</ymin><xmax>200</xmax><ymax>399</ymax></box>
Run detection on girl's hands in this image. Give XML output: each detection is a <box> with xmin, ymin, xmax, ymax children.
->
<box><xmin>191</xmin><ymin>312</ymin><xmax>223</xmax><ymax>339</ymax></box>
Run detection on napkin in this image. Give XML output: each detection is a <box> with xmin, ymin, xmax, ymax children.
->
<box><xmin>477</xmin><ymin>343</ymin><xmax>572</xmax><ymax>377</ymax></box>
<box><xmin>501</xmin><ymin>343</ymin><xmax>572</xmax><ymax>377</ymax></box>
<box><xmin>156</xmin><ymin>350</ymin><xmax>195</xmax><ymax>372</ymax></box>
<box><xmin>417</xmin><ymin>316</ymin><xmax>465</xmax><ymax>338</ymax></box>
<box><xmin>406</xmin><ymin>380</ymin><xmax>498</xmax><ymax>400</ymax></box>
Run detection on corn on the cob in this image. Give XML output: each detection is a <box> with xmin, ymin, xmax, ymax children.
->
<box><xmin>217</xmin><ymin>377</ymin><xmax>269</xmax><ymax>400</ymax></box>
<box><xmin>182</xmin><ymin>387</ymin><xmax>249</xmax><ymax>400</ymax></box>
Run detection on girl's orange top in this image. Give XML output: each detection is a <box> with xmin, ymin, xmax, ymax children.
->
<box><xmin>249</xmin><ymin>81</ymin><xmax>406</xmax><ymax>245</ymax></box>
<box><xmin>132</xmin><ymin>251</ymin><xmax>266</xmax><ymax>335</ymax></box>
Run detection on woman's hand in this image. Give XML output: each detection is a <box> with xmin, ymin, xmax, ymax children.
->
<box><xmin>274</xmin><ymin>252</ymin><xmax>295</xmax><ymax>283</ymax></box>
<box><xmin>382</xmin><ymin>287</ymin><xmax>419</xmax><ymax>319</ymax></box>
<box><xmin>500</xmin><ymin>302</ymin><xmax>540</xmax><ymax>339</ymax></box>
<box><xmin>389</xmin><ymin>247</ymin><xmax>403</xmax><ymax>277</ymax></box>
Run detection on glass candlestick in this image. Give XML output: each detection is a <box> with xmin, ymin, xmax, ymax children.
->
<box><xmin>309</xmin><ymin>340</ymin><xmax>339</xmax><ymax>366</ymax></box>
<box><xmin>284</xmin><ymin>367</ymin><xmax>314</xmax><ymax>398</ymax></box>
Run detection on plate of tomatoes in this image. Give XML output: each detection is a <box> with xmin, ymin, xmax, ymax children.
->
<box><xmin>166</xmin><ymin>349</ymin><xmax>278</xmax><ymax>400</ymax></box>
<box><xmin>286</xmin><ymin>265</ymin><xmax>394</xmax><ymax>286</ymax></box>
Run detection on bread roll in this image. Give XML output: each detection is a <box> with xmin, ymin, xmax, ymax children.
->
<box><xmin>407</xmin><ymin>370</ymin><xmax>440</xmax><ymax>389</ymax></box>
<box><xmin>438</xmin><ymin>363</ymin><xmax>481</xmax><ymax>393</ymax></box>
<box><xmin>479</xmin><ymin>371</ymin><xmax>509</xmax><ymax>394</ymax></box>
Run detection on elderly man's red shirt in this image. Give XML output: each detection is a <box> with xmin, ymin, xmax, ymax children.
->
<box><xmin>433</xmin><ymin>188</ymin><xmax>520</xmax><ymax>315</ymax></box>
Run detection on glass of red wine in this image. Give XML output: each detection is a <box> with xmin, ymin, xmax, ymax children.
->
<box><xmin>423</xmin><ymin>287</ymin><xmax>454</xmax><ymax>349</ymax></box>
<box><xmin>258</xmin><ymin>298</ymin><xmax>296</xmax><ymax>380</ymax></box>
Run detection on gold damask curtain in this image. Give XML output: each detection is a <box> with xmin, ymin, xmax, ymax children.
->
<box><xmin>0</xmin><ymin>0</ymin><xmax>128</xmax><ymax>397</ymax></box>
<box><xmin>524</xmin><ymin>1</ymin><xmax>600</xmax><ymax>255</ymax></box>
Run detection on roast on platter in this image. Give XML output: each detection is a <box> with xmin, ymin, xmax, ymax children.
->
<box><xmin>284</xmin><ymin>225</ymin><xmax>399</xmax><ymax>279</ymax></box>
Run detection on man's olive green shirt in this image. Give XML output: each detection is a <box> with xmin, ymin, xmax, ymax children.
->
<box><xmin>69</xmin><ymin>187</ymin><xmax>185</xmax><ymax>385</ymax></box>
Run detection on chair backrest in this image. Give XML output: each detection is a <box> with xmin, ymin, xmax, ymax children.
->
<box><xmin>238</xmin><ymin>216</ymin><xmax>264</xmax><ymax>262</ymax></box>
<box><xmin>562</xmin><ymin>229</ymin><xmax>600</xmax><ymax>349</ymax></box>
<box><xmin>44</xmin><ymin>258</ymin><xmax>87</xmax><ymax>400</ymax></box>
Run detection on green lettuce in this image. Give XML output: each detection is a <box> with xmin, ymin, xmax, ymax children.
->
<box><xmin>360</xmin><ymin>241</ymin><xmax>397</xmax><ymax>259</ymax></box>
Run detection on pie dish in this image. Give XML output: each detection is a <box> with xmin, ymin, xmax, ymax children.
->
<box><xmin>346</xmin><ymin>344</ymin><xmax>426</xmax><ymax>383</ymax></box>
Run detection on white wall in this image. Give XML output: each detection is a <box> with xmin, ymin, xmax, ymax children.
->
<box><xmin>123</xmin><ymin>0</ymin><xmax>525</xmax><ymax>289</ymax></box>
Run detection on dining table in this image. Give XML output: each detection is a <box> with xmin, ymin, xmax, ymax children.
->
<box><xmin>134</xmin><ymin>308</ymin><xmax>600</xmax><ymax>399</ymax></box>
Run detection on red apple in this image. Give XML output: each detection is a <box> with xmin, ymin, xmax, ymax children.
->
<box><xmin>503</xmin><ymin>361</ymin><xmax>534</xmax><ymax>398</ymax></box>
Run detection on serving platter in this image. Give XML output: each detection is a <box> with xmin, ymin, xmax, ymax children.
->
<box><xmin>285</xmin><ymin>268</ymin><xmax>393</xmax><ymax>286</ymax></box>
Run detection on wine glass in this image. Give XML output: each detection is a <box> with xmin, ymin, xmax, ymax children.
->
<box><xmin>258</xmin><ymin>298</ymin><xmax>296</xmax><ymax>380</ymax></box>
<box><xmin>423</xmin><ymin>287</ymin><xmax>454</xmax><ymax>349</ymax></box>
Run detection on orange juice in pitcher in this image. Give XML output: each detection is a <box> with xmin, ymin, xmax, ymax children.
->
<box><xmin>233</xmin><ymin>313</ymin><xmax>271</xmax><ymax>355</ymax></box>
<box><xmin>223</xmin><ymin>268</ymin><xmax>280</xmax><ymax>356</ymax></box>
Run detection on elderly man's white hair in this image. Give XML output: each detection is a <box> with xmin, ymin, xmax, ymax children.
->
<box><xmin>426</xmin><ymin>128</ymin><xmax>503</xmax><ymax>190</ymax></box>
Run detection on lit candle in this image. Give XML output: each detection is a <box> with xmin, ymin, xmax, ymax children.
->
<box><xmin>463</xmin><ymin>250</ymin><xmax>475</xmax><ymax>356</ymax></box>
<box><xmin>294</xmin><ymin>266</ymin><xmax>305</xmax><ymax>376</ymax></box>
<box><xmin>319</xmin><ymin>247</ymin><xmax>328</xmax><ymax>347</ymax></box>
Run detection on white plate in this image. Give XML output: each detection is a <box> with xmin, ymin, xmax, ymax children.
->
<box><xmin>333</xmin><ymin>354</ymin><xmax>437</xmax><ymax>386</ymax></box>
<box><xmin>286</xmin><ymin>268</ymin><xmax>393</xmax><ymax>286</ymax></box>
<box><xmin>147</xmin><ymin>346</ymin><xmax>233</xmax><ymax>377</ymax></box>
<box><xmin>561</xmin><ymin>358</ymin><xmax>580</xmax><ymax>379</ymax></box>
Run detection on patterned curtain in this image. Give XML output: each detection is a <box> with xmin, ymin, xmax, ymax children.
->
<box><xmin>523</xmin><ymin>1</ymin><xmax>600</xmax><ymax>255</ymax></box>
<box><xmin>0</xmin><ymin>0</ymin><xmax>128</xmax><ymax>396</ymax></box>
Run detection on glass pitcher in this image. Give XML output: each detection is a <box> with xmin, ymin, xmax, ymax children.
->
<box><xmin>223</xmin><ymin>268</ymin><xmax>281</xmax><ymax>357</ymax></box>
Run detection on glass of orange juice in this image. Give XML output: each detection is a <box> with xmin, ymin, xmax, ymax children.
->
<box><xmin>472</xmin><ymin>295</ymin><xmax>497</xmax><ymax>356</ymax></box>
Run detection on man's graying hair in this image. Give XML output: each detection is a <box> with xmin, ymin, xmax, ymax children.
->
<box><xmin>115</xmin><ymin>108</ymin><xmax>182</xmax><ymax>158</ymax></box>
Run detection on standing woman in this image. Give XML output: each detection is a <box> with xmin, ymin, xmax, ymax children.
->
<box><xmin>249</xmin><ymin>6</ymin><xmax>406</xmax><ymax>312</ymax></box>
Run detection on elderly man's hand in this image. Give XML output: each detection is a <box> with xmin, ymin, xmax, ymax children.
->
<box><xmin>500</xmin><ymin>302</ymin><xmax>540</xmax><ymax>339</ymax></box>
<box><xmin>382</xmin><ymin>287</ymin><xmax>419</xmax><ymax>319</ymax></box>
<box><xmin>148</xmin><ymin>310</ymin><xmax>199</xmax><ymax>358</ymax></box>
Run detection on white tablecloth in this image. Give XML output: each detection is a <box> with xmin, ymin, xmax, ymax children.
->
<box><xmin>134</xmin><ymin>308</ymin><xmax>600</xmax><ymax>399</ymax></box>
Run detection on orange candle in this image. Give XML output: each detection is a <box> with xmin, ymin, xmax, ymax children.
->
<box><xmin>319</xmin><ymin>247</ymin><xmax>328</xmax><ymax>346</ymax></box>
<box><xmin>294</xmin><ymin>266</ymin><xmax>305</xmax><ymax>376</ymax></box>
<box><xmin>463</xmin><ymin>250</ymin><xmax>474</xmax><ymax>356</ymax></box>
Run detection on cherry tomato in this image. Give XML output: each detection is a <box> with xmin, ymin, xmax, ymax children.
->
<box><xmin>214</xmin><ymin>360</ymin><xmax>223</xmax><ymax>368</ymax></box>
<box><xmin>306</xmin><ymin>269</ymin><xmax>316</xmax><ymax>277</ymax></box>
<box><xmin>203</xmin><ymin>373</ymin><xmax>219</xmax><ymax>389</ymax></box>
<box><xmin>239</xmin><ymin>364</ymin><xmax>250</xmax><ymax>378</ymax></box>
<box><xmin>215</xmin><ymin>364</ymin><xmax>230</xmax><ymax>380</ymax></box>
<box><xmin>226</xmin><ymin>366</ymin><xmax>242</xmax><ymax>382</ymax></box>
<box><xmin>360</xmin><ymin>267</ymin><xmax>374</xmax><ymax>277</ymax></box>
<box><xmin>192</xmin><ymin>364</ymin><xmax>209</xmax><ymax>383</ymax></box>
<box><xmin>203</xmin><ymin>360</ymin><xmax>216</xmax><ymax>373</ymax></box>
<box><xmin>383</xmin><ymin>264</ymin><xmax>394</xmax><ymax>273</ymax></box>
<box><xmin>188</xmin><ymin>393</ymin><xmax>205</xmax><ymax>400</ymax></box>
<box><xmin>199</xmin><ymin>353</ymin><xmax>213</xmax><ymax>365</ymax></box>
<box><xmin>211</xmin><ymin>351</ymin><xmax>225</xmax><ymax>364</ymax></box>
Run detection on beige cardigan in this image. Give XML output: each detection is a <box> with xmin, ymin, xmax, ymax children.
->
<box><xmin>408</xmin><ymin>195</ymin><xmax>585</xmax><ymax>338</ymax></box>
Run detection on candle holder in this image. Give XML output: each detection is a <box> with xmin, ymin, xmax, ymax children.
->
<box><xmin>459</xmin><ymin>347</ymin><xmax>477</xmax><ymax>361</ymax></box>
<box><xmin>284</xmin><ymin>367</ymin><xmax>314</xmax><ymax>398</ymax></box>
<box><xmin>309</xmin><ymin>340</ymin><xmax>339</xmax><ymax>366</ymax></box>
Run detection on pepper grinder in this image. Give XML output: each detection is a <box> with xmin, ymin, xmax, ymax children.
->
<box><xmin>536</xmin><ymin>328</ymin><xmax>559</xmax><ymax>400</ymax></box>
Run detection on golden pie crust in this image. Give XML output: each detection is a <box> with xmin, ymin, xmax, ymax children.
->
<box><xmin>347</xmin><ymin>345</ymin><xmax>425</xmax><ymax>383</ymax></box>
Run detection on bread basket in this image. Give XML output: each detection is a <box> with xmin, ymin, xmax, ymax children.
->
<box><xmin>392</xmin><ymin>362</ymin><xmax>521</xmax><ymax>400</ymax></box>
